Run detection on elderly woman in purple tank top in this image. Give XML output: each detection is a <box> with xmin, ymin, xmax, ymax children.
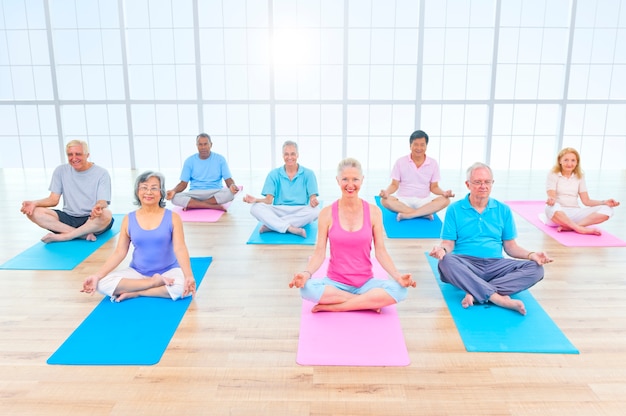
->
<box><xmin>81</xmin><ymin>171</ymin><xmax>196</xmax><ymax>302</ymax></box>
<box><xmin>289</xmin><ymin>158</ymin><xmax>416</xmax><ymax>312</ymax></box>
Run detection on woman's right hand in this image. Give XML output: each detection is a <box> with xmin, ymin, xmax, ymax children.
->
<box><xmin>546</xmin><ymin>196</ymin><xmax>556</xmax><ymax>206</ymax></box>
<box><xmin>289</xmin><ymin>272</ymin><xmax>310</xmax><ymax>289</ymax></box>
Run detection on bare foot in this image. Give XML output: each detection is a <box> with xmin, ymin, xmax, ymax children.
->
<box><xmin>557</xmin><ymin>225</ymin><xmax>601</xmax><ymax>235</ymax></box>
<box><xmin>287</xmin><ymin>226</ymin><xmax>306</xmax><ymax>238</ymax></box>
<box><xmin>461</xmin><ymin>293</ymin><xmax>475</xmax><ymax>308</ymax></box>
<box><xmin>41</xmin><ymin>232</ymin><xmax>68</xmax><ymax>243</ymax></box>
<box><xmin>424</xmin><ymin>214</ymin><xmax>434</xmax><ymax>221</ymax></box>
<box><xmin>85</xmin><ymin>233</ymin><xmax>97</xmax><ymax>242</ymax></box>
<box><xmin>396</xmin><ymin>213</ymin><xmax>406</xmax><ymax>221</ymax></box>
<box><xmin>259</xmin><ymin>225</ymin><xmax>271</xmax><ymax>233</ymax></box>
<box><xmin>311</xmin><ymin>303</ymin><xmax>381</xmax><ymax>313</ymax></box>
<box><xmin>153</xmin><ymin>273</ymin><xmax>175</xmax><ymax>287</ymax></box>
<box><xmin>489</xmin><ymin>293</ymin><xmax>526</xmax><ymax>315</ymax></box>
<box><xmin>115</xmin><ymin>292</ymin><xmax>139</xmax><ymax>302</ymax></box>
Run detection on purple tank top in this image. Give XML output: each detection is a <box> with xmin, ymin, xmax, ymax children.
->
<box><xmin>128</xmin><ymin>209</ymin><xmax>179</xmax><ymax>276</ymax></box>
<box><xmin>327</xmin><ymin>199</ymin><xmax>372</xmax><ymax>287</ymax></box>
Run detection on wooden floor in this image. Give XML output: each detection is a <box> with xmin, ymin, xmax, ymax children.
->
<box><xmin>1</xmin><ymin>167</ymin><xmax>625</xmax><ymax>416</ymax></box>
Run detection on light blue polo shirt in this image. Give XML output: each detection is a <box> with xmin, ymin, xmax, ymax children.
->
<box><xmin>441</xmin><ymin>194</ymin><xmax>517</xmax><ymax>258</ymax></box>
<box><xmin>261</xmin><ymin>164</ymin><xmax>318</xmax><ymax>206</ymax></box>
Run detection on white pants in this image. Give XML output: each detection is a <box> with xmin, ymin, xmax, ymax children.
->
<box><xmin>250</xmin><ymin>203</ymin><xmax>320</xmax><ymax>233</ymax></box>
<box><xmin>544</xmin><ymin>202</ymin><xmax>613</xmax><ymax>226</ymax></box>
<box><xmin>97</xmin><ymin>267</ymin><xmax>186</xmax><ymax>300</ymax></box>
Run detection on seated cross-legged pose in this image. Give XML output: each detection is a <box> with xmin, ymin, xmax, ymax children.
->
<box><xmin>289</xmin><ymin>158</ymin><xmax>416</xmax><ymax>312</ymax></box>
<box><xmin>243</xmin><ymin>140</ymin><xmax>320</xmax><ymax>238</ymax></box>
<box><xmin>429</xmin><ymin>162</ymin><xmax>553</xmax><ymax>315</ymax></box>
<box><xmin>82</xmin><ymin>171</ymin><xmax>196</xmax><ymax>303</ymax></box>
<box><xmin>545</xmin><ymin>147</ymin><xmax>620</xmax><ymax>236</ymax></box>
<box><xmin>167</xmin><ymin>133</ymin><xmax>239</xmax><ymax>211</ymax></box>
<box><xmin>379</xmin><ymin>129</ymin><xmax>454</xmax><ymax>221</ymax></box>
<box><xmin>20</xmin><ymin>139</ymin><xmax>114</xmax><ymax>243</ymax></box>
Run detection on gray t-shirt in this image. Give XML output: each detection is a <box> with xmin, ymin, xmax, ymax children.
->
<box><xmin>49</xmin><ymin>164</ymin><xmax>112</xmax><ymax>217</ymax></box>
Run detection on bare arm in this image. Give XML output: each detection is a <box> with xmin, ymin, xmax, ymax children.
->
<box><xmin>289</xmin><ymin>206</ymin><xmax>331</xmax><ymax>288</ymax></box>
<box><xmin>371</xmin><ymin>204</ymin><xmax>415</xmax><ymax>288</ymax></box>
<box><xmin>579</xmin><ymin>191</ymin><xmax>620</xmax><ymax>208</ymax></box>
<box><xmin>503</xmin><ymin>239</ymin><xmax>553</xmax><ymax>265</ymax></box>
<box><xmin>171</xmin><ymin>212</ymin><xmax>196</xmax><ymax>297</ymax></box>
<box><xmin>379</xmin><ymin>179</ymin><xmax>400</xmax><ymax>199</ymax></box>
<box><xmin>20</xmin><ymin>192</ymin><xmax>62</xmax><ymax>215</ymax></box>
<box><xmin>243</xmin><ymin>194</ymin><xmax>274</xmax><ymax>204</ymax></box>
<box><xmin>224</xmin><ymin>178</ymin><xmax>239</xmax><ymax>193</ymax></box>
<box><xmin>429</xmin><ymin>239</ymin><xmax>456</xmax><ymax>260</ymax></box>
<box><xmin>82</xmin><ymin>215</ymin><xmax>131</xmax><ymax>293</ymax></box>
<box><xmin>166</xmin><ymin>181</ymin><xmax>189</xmax><ymax>200</ymax></box>
<box><xmin>429</xmin><ymin>182</ymin><xmax>454</xmax><ymax>198</ymax></box>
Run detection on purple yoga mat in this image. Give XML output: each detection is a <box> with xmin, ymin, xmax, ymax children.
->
<box><xmin>506</xmin><ymin>200</ymin><xmax>626</xmax><ymax>247</ymax></box>
<box><xmin>296</xmin><ymin>259</ymin><xmax>410</xmax><ymax>366</ymax></box>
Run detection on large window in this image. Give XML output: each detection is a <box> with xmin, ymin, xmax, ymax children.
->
<box><xmin>1</xmin><ymin>0</ymin><xmax>625</xmax><ymax>173</ymax></box>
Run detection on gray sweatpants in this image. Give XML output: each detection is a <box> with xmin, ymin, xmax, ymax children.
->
<box><xmin>437</xmin><ymin>254</ymin><xmax>544</xmax><ymax>303</ymax></box>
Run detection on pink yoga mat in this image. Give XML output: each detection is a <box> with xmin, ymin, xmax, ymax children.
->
<box><xmin>506</xmin><ymin>200</ymin><xmax>626</xmax><ymax>247</ymax></box>
<box><xmin>171</xmin><ymin>203</ymin><xmax>231</xmax><ymax>222</ymax></box>
<box><xmin>296</xmin><ymin>259</ymin><xmax>410</xmax><ymax>366</ymax></box>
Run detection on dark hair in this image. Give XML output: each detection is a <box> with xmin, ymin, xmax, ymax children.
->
<box><xmin>134</xmin><ymin>171</ymin><xmax>167</xmax><ymax>208</ymax></box>
<box><xmin>409</xmin><ymin>130</ymin><xmax>429</xmax><ymax>145</ymax></box>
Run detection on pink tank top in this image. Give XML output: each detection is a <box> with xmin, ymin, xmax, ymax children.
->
<box><xmin>327</xmin><ymin>199</ymin><xmax>372</xmax><ymax>287</ymax></box>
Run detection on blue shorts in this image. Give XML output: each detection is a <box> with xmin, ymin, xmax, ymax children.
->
<box><xmin>300</xmin><ymin>276</ymin><xmax>407</xmax><ymax>304</ymax></box>
<box><xmin>53</xmin><ymin>210</ymin><xmax>114</xmax><ymax>235</ymax></box>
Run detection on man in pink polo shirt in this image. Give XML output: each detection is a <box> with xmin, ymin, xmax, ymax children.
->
<box><xmin>379</xmin><ymin>130</ymin><xmax>454</xmax><ymax>221</ymax></box>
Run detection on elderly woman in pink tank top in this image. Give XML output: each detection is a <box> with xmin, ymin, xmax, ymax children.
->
<box><xmin>289</xmin><ymin>158</ymin><xmax>416</xmax><ymax>312</ymax></box>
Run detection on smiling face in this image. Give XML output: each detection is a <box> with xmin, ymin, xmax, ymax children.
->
<box><xmin>336</xmin><ymin>166</ymin><xmax>363</xmax><ymax>198</ymax></box>
<box><xmin>282</xmin><ymin>144</ymin><xmax>298</xmax><ymax>168</ymax></box>
<box><xmin>466</xmin><ymin>167</ymin><xmax>494</xmax><ymax>200</ymax></box>
<box><xmin>66</xmin><ymin>144</ymin><xmax>91</xmax><ymax>172</ymax></box>
<box><xmin>136</xmin><ymin>176</ymin><xmax>162</xmax><ymax>206</ymax></box>
<box><xmin>559</xmin><ymin>152</ymin><xmax>578</xmax><ymax>176</ymax></box>
<box><xmin>410</xmin><ymin>137</ymin><xmax>427</xmax><ymax>160</ymax></box>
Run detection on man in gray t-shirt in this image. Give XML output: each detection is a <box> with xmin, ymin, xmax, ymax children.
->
<box><xmin>20</xmin><ymin>140</ymin><xmax>114</xmax><ymax>243</ymax></box>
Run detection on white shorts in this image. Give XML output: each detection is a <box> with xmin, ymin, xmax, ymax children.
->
<box><xmin>96</xmin><ymin>267</ymin><xmax>187</xmax><ymax>300</ymax></box>
<box><xmin>397</xmin><ymin>194</ymin><xmax>438</xmax><ymax>209</ymax></box>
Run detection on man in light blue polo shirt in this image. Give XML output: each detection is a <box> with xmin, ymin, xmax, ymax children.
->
<box><xmin>429</xmin><ymin>162</ymin><xmax>553</xmax><ymax>315</ymax></box>
<box><xmin>166</xmin><ymin>133</ymin><xmax>239</xmax><ymax>211</ymax></box>
<box><xmin>243</xmin><ymin>141</ymin><xmax>320</xmax><ymax>238</ymax></box>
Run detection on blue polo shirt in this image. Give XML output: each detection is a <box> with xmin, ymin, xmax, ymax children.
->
<box><xmin>261</xmin><ymin>165</ymin><xmax>318</xmax><ymax>206</ymax></box>
<box><xmin>441</xmin><ymin>194</ymin><xmax>517</xmax><ymax>258</ymax></box>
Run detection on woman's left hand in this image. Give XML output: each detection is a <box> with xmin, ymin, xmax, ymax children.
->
<box><xmin>183</xmin><ymin>276</ymin><xmax>196</xmax><ymax>298</ymax></box>
<box><xmin>396</xmin><ymin>273</ymin><xmax>416</xmax><ymax>288</ymax></box>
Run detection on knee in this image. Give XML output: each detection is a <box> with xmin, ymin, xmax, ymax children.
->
<box><xmin>300</xmin><ymin>280</ymin><xmax>323</xmax><ymax>303</ymax></box>
<box><xmin>171</xmin><ymin>194</ymin><xmax>186</xmax><ymax>207</ymax></box>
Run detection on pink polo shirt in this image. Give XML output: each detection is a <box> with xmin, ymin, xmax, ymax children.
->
<box><xmin>390</xmin><ymin>154</ymin><xmax>441</xmax><ymax>198</ymax></box>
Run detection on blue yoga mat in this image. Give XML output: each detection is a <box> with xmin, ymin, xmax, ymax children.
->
<box><xmin>47</xmin><ymin>257</ymin><xmax>212</xmax><ymax>365</ymax></box>
<box><xmin>374</xmin><ymin>196</ymin><xmax>442</xmax><ymax>238</ymax></box>
<box><xmin>425</xmin><ymin>253</ymin><xmax>578</xmax><ymax>354</ymax></box>
<box><xmin>246</xmin><ymin>221</ymin><xmax>317</xmax><ymax>245</ymax></box>
<box><xmin>0</xmin><ymin>214</ymin><xmax>124</xmax><ymax>270</ymax></box>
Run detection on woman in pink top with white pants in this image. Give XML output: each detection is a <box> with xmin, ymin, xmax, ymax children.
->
<box><xmin>289</xmin><ymin>158</ymin><xmax>416</xmax><ymax>312</ymax></box>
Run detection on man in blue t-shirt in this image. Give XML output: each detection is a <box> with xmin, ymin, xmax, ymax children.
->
<box><xmin>20</xmin><ymin>140</ymin><xmax>114</xmax><ymax>243</ymax></box>
<box><xmin>429</xmin><ymin>162</ymin><xmax>553</xmax><ymax>315</ymax></box>
<box><xmin>243</xmin><ymin>140</ymin><xmax>320</xmax><ymax>238</ymax></box>
<box><xmin>166</xmin><ymin>133</ymin><xmax>239</xmax><ymax>211</ymax></box>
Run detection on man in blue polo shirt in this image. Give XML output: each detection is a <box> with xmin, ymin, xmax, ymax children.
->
<box><xmin>166</xmin><ymin>133</ymin><xmax>239</xmax><ymax>211</ymax></box>
<box><xmin>243</xmin><ymin>140</ymin><xmax>320</xmax><ymax>238</ymax></box>
<box><xmin>429</xmin><ymin>162</ymin><xmax>553</xmax><ymax>315</ymax></box>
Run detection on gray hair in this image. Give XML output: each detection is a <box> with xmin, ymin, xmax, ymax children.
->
<box><xmin>336</xmin><ymin>157</ymin><xmax>363</xmax><ymax>176</ymax></box>
<box><xmin>282</xmin><ymin>140</ymin><xmax>298</xmax><ymax>152</ymax></box>
<box><xmin>196</xmin><ymin>133</ymin><xmax>211</xmax><ymax>144</ymax></box>
<box><xmin>134</xmin><ymin>171</ymin><xmax>167</xmax><ymax>208</ymax></box>
<box><xmin>466</xmin><ymin>162</ymin><xmax>493</xmax><ymax>181</ymax></box>
<box><xmin>66</xmin><ymin>140</ymin><xmax>89</xmax><ymax>155</ymax></box>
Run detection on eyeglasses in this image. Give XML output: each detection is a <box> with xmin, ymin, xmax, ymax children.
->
<box><xmin>138</xmin><ymin>186</ymin><xmax>160</xmax><ymax>193</ymax></box>
<box><xmin>469</xmin><ymin>180</ymin><xmax>494</xmax><ymax>186</ymax></box>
